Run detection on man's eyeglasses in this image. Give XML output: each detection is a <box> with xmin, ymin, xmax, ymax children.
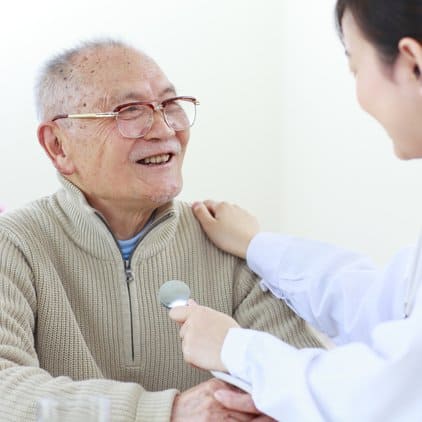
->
<box><xmin>52</xmin><ymin>96</ymin><xmax>199</xmax><ymax>139</ymax></box>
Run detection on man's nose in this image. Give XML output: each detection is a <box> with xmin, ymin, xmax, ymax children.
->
<box><xmin>145</xmin><ymin>109</ymin><xmax>175</xmax><ymax>140</ymax></box>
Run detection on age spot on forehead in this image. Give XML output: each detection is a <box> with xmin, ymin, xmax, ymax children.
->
<box><xmin>68</xmin><ymin>46</ymin><xmax>166</xmax><ymax>112</ymax></box>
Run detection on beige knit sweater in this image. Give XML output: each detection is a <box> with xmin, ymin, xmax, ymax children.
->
<box><xmin>0</xmin><ymin>177</ymin><xmax>322</xmax><ymax>421</ymax></box>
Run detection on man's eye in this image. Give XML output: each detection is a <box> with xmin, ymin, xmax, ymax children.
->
<box><xmin>125</xmin><ymin>106</ymin><xmax>144</xmax><ymax>113</ymax></box>
<box><xmin>165</xmin><ymin>101</ymin><xmax>183</xmax><ymax>112</ymax></box>
<box><xmin>119</xmin><ymin>106</ymin><xmax>148</xmax><ymax>120</ymax></box>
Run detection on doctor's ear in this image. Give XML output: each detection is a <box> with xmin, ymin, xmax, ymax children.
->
<box><xmin>37</xmin><ymin>122</ymin><xmax>76</xmax><ymax>175</ymax></box>
<box><xmin>397</xmin><ymin>37</ymin><xmax>422</xmax><ymax>81</ymax></box>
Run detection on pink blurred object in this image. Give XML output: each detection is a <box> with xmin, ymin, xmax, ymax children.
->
<box><xmin>0</xmin><ymin>204</ymin><xmax>5</xmax><ymax>213</ymax></box>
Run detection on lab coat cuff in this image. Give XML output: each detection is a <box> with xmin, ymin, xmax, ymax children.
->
<box><xmin>247</xmin><ymin>232</ymin><xmax>292</xmax><ymax>279</ymax></box>
<box><xmin>223</xmin><ymin>328</ymin><xmax>325</xmax><ymax>420</ymax></box>
<box><xmin>221</xmin><ymin>328</ymin><xmax>256</xmax><ymax>378</ymax></box>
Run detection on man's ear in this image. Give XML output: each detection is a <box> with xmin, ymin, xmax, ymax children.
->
<box><xmin>397</xmin><ymin>37</ymin><xmax>422</xmax><ymax>84</ymax></box>
<box><xmin>37</xmin><ymin>122</ymin><xmax>76</xmax><ymax>175</ymax></box>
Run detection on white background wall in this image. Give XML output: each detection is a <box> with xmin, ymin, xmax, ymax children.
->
<box><xmin>1</xmin><ymin>0</ymin><xmax>422</xmax><ymax>264</ymax></box>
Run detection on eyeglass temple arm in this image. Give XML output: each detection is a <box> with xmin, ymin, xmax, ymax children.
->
<box><xmin>52</xmin><ymin>112</ymin><xmax>118</xmax><ymax>121</ymax></box>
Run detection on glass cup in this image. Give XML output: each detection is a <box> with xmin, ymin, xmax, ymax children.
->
<box><xmin>37</xmin><ymin>395</ymin><xmax>110</xmax><ymax>422</ymax></box>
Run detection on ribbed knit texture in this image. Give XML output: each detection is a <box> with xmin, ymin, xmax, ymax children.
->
<box><xmin>0</xmin><ymin>177</ymin><xmax>322</xmax><ymax>421</ymax></box>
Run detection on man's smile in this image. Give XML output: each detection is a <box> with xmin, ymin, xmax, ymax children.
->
<box><xmin>137</xmin><ymin>153</ymin><xmax>173</xmax><ymax>166</ymax></box>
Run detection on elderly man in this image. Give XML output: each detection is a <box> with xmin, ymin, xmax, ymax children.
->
<box><xmin>0</xmin><ymin>40</ymin><xmax>321</xmax><ymax>421</ymax></box>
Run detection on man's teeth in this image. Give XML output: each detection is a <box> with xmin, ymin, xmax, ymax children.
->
<box><xmin>140</xmin><ymin>154</ymin><xmax>171</xmax><ymax>164</ymax></box>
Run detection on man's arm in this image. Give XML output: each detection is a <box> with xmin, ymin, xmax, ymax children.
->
<box><xmin>0</xmin><ymin>234</ymin><xmax>179</xmax><ymax>421</ymax></box>
<box><xmin>231</xmin><ymin>261</ymin><xmax>323</xmax><ymax>349</ymax></box>
<box><xmin>0</xmin><ymin>232</ymin><xmax>262</xmax><ymax>422</ymax></box>
<box><xmin>190</xmin><ymin>201</ymin><xmax>321</xmax><ymax>348</ymax></box>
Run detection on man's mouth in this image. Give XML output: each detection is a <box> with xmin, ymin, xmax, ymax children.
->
<box><xmin>137</xmin><ymin>153</ymin><xmax>173</xmax><ymax>166</ymax></box>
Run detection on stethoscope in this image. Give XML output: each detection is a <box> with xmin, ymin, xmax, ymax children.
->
<box><xmin>158</xmin><ymin>279</ymin><xmax>253</xmax><ymax>393</ymax></box>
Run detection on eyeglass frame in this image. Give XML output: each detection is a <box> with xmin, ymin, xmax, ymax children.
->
<box><xmin>51</xmin><ymin>95</ymin><xmax>200</xmax><ymax>139</ymax></box>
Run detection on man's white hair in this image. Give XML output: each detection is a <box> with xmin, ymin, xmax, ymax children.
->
<box><xmin>34</xmin><ymin>38</ymin><xmax>140</xmax><ymax>122</ymax></box>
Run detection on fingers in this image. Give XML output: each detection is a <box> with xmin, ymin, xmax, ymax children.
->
<box><xmin>192</xmin><ymin>201</ymin><xmax>216</xmax><ymax>231</ymax></box>
<box><xmin>168</xmin><ymin>299</ymin><xmax>198</xmax><ymax>323</ymax></box>
<box><xmin>202</xmin><ymin>200</ymin><xmax>220</xmax><ymax>216</ymax></box>
<box><xmin>214</xmin><ymin>390</ymin><xmax>260</xmax><ymax>415</ymax></box>
<box><xmin>179</xmin><ymin>319</ymin><xmax>188</xmax><ymax>341</ymax></box>
<box><xmin>169</xmin><ymin>305</ymin><xmax>191</xmax><ymax>323</ymax></box>
<box><xmin>173</xmin><ymin>379</ymin><xmax>260</xmax><ymax>421</ymax></box>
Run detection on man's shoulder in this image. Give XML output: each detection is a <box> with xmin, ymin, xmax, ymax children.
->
<box><xmin>0</xmin><ymin>195</ymin><xmax>56</xmax><ymax>241</ymax></box>
<box><xmin>173</xmin><ymin>200</ymin><xmax>202</xmax><ymax>231</ymax></box>
<box><xmin>172</xmin><ymin>200</ymin><xmax>254</xmax><ymax>270</ymax></box>
<box><xmin>173</xmin><ymin>200</ymin><xmax>227</xmax><ymax>243</ymax></box>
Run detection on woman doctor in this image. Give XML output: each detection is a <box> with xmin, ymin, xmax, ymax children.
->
<box><xmin>170</xmin><ymin>1</ymin><xmax>422</xmax><ymax>421</ymax></box>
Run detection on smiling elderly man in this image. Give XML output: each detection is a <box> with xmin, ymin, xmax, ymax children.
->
<box><xmin>0</xmin><ymin>40</ymin><xmax>321</xmax><ymax>421</ymax></box>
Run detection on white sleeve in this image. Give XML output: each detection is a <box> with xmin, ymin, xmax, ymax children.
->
<box><xmin>246</xmin><ymin>233</ymin><xmax>411</xmax><ymax>344</ymax></box>
<box><xmin>221</xmin><ymin>292</ymin><xmax>422</xmax><ymax>422</ymax></box>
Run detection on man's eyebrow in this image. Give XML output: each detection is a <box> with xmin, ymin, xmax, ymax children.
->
<box><xmin>160</xmin><ymin>85</ymin><xmax>177</xmax><ymax>97</ymax></box>
<box><xmin>115</xmin><ymin>85</ymin><xmax>177</xmax><ymax>104</ymax></box>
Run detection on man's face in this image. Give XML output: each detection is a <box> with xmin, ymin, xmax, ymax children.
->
<box><xmin>58</xmin><ymin>48</ymin><xmax>190</xmax><ymax>209</ymax></box>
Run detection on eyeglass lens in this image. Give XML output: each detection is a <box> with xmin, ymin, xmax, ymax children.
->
<box><xmin>116</xmin><ymin>99</ymin><xmax>196</xmax><ymax>139</ymax></box>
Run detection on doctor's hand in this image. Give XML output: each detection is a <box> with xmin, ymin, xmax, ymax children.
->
<box><xmin>214</xmin><ymin>390</ymin><xmax>277</xmax><ymax>422</ymax></box>
<box><xmin>192</xmin><ymin>200</ymin><xmax>260</xmax><ymax>259</ymax></box>
<box><xmin>171</xmin><ymin>378</ymin><xmax>259</xmax><ymax>422</ymax></box>
<box><xmin>169</xmin><ymin>300</ymin><xmax>240</xmax><ymax>372</ymax></box>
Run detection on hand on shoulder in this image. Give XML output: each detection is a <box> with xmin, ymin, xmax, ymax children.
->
<box><xmin>192</xmin><ymin>200</ymin><xmax>260</xmax><ymax>259</ymax></box>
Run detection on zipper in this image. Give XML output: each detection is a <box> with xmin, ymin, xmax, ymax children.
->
<box><xmin>95</xmin><ymin>209</ymin><xmax>174</xmax><ymax>362</ymax></box>
<box><xmin>124</xmin><ymin>259</ymin><xmax>135</xmax><ymax>360</ymax></box>
<box><xmin>122</xmin><ymin>212</ymin><xmax>173</xmax><ymax>362</ymax></box>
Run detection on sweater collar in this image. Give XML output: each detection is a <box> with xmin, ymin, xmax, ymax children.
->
<box><xmin>53</xmin><ymin>173</ymin><xmax>179</xmax><ymax>261</ymax></box>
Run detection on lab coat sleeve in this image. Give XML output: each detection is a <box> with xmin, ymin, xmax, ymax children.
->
<box><xmin>221</xmin><ymin>298</ymin><xmax>422</xmax><ymax>422</ymax></box>
<box><xmin>246</xmin><ymin>233</ymin><xmax>411</xmax><ymax>344</ymax></box>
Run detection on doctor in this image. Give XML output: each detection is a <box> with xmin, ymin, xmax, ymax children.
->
<box><xmin>170</xmin><ymin>0</ymin><xmax>422</xmax><ymax>420</ymax></box>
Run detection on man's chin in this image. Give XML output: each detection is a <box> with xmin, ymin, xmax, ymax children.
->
<box><xmin>147</xmin><ymin>184</ymin><xmax>182</xmax><ymax>206</ymax></box>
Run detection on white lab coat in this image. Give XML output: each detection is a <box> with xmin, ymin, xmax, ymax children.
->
<box><xmin>221</xmin><ymin>233</ymin><xmax>422</xmax><ymax>421</ymax></box>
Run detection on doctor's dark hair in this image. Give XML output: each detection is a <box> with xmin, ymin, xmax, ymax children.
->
<box><xmin>335</xmin><ymin>0</ymin><xmax>422</xmax><ymax>64</ymax></box>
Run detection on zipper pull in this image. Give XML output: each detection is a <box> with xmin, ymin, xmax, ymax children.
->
<box><xmin>124</xmin><ymin>260</ymin><xmax>134</xmax><ymax>283</ymax></box>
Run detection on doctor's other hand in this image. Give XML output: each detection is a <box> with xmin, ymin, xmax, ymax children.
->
<box><xmin>169</xmin><ymin>301</ymin><xmax>240</xmax><ymax>372</ymax></box>
<box><xmin>214</xmin><ymin>390</ymin><xmax>277</xmax><ymax>422</ymax></box>
<box><xmin>171</xmin><ymin>378</ymin><xmax>258</xmax><ymax>422</ymax></box>
<box><xmin>192</xmin><ymin>200</ymin><xmax>260</xmax><ymax>259</ymax></box>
